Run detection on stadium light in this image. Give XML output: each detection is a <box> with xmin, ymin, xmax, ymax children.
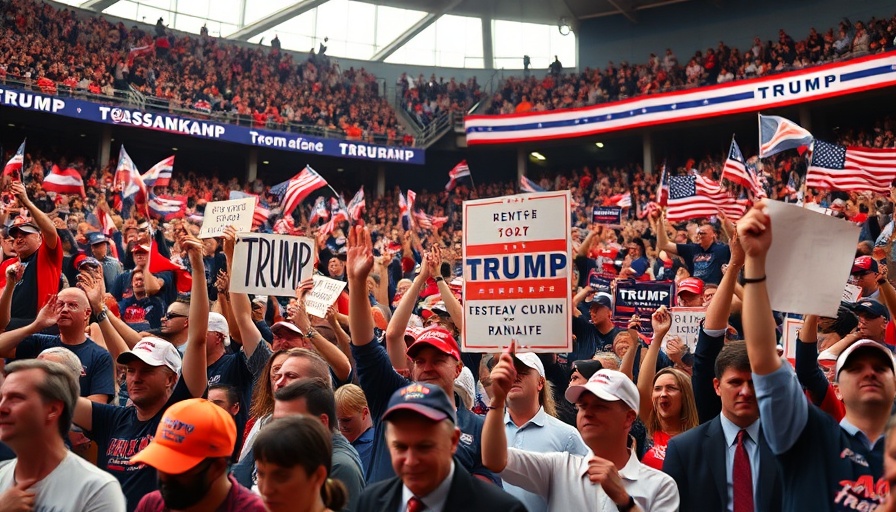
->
<box><xmin>595</xmin><ymin>142</ymin><xmax>604</xmax><ymax>148</ymax></box>
<box><xmin>558</xmin><ymin>17</ymin><xmax>571</xmax><ymax>36</ymax></box>
<box><xmin>530</xmin><ymin>152</ymin><xmax>546</xmax><ymax>161</ymax></box>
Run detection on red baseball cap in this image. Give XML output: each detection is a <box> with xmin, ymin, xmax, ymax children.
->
<box><xmin>406</xmin><ymin>325</ymin><xmax>461</xmax><ymax>360</ymax></box>
<box><xmin>677</xmin><ymin>277</ymin><xmax>704</xmax><ymax>296</ymax></box>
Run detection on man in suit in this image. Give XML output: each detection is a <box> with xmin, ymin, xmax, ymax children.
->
<box><xmin>663</xmin><ymin>341</ymin><xmax>783</xmax><ymax>511</ymax></box>
<box><xmin>357</xmin><ymin>382</ymin><xmax>525</xmax><ymax>512</ymax></box>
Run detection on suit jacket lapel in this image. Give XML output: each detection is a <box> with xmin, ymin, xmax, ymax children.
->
<box><xmin>378</xmin><ymin>478</ymin><xmax>404</xmax><ymax>512</ymax></box>
<box><xmin>443</xmin><ymin>463</ymin><xmax>474</xmax><ymax>510</ymax></box>
<box><xmin>706</xmin><ymin>417</ymin><xmax>729</xmax><ymax>507</ymax></box>
<box><xmin>757</xmin><ymin>426</ymin><xmax>778</xmax><ymax>511</ymax></box>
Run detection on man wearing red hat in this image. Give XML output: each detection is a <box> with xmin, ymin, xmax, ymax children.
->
<box><xmin>130</xmin><ymin>398</ymin><xmax>265</xmax><ymax>511</ymax></box>
<box><xmin>0</xmin><ymin>182</ymin><xmax>62</xmax><ymax>329</ymax></box>
<box><xmin>676</xmin><ymin>277</ymin><xmax>705</xmax><ymax>307</ymax></box>
<box><xmin>346</xmin><ymin>225</ymin><xmax>499</xmax><ymax>485</ymax></box>
<box><xmin>850</xmin><ymin>255</ymin><xmax>884</xmax><ymax>301</ymax></box>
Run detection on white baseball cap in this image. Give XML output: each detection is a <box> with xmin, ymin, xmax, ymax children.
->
<box><xmin>118</xmin><ymin>337</ymin><xmax>182</xmax><ymax>374</ymax></box>
<box><xmin>208</xmin><ymin>312</ymin><xmax>230</xmax><ymax>347</ymax></box>
<box><xmin>513</xmin><ymin>352</ymin><xmax>545</xmax><ymax>378</ymax></box>
<box><xmin>835</xmin><ymin>339</ymin><xmax>896</xmax><ymax>381</ymax></box>
<box><xmin>565</xmin><ymin>369</ymin><xmax>640</xmax><ymax>411</ymax></box>
<box><xmin>454</xmin><ymin>366</ymin><xmax>475</xmax><ymax>410</ymax></box>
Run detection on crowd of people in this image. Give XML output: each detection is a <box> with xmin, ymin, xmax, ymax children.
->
<box><xmin>396</xmin><ymin>72</ymin><xmax>482</xmax><ymax>128</ymax></box>
<box><xmin>488</xmin><ymin>13</ymin><xmax>896</xmax><ymax>114</ymax></box>
<box><xmin>0</xmin><ymin>0</ymin><xmax>411</xmax><ymax>145</ymax></box>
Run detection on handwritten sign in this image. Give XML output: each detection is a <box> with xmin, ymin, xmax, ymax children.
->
<box><xmin>198</xmin><ymin>197</ymin><xmax>256</xmax><ymax>238</ymax></box>
<box><xmin>843</xmin><ymin>283</ymin><xmax>862</xmax><ymax>303</ymax></box>
<box><xmin>462</xmin><ymin>190</ymin><xmax>572</xmax><ymax>352</ymax></box>
<box><xmin>230</xmin><ymin>233</ymin><xmax>315</xmax><ymax>296</ymax></box>
<box><xmin>662</xmin><ymin>307</ymin><xmax>707</xmax><ymax>352</ymax></box>
<box><xmin>782</xmin><ymin>317</ymin><xmax>804</xmax><ymax>361</ymax></box>
<box><xmin>592</xmin><ymin>206</ymin><xmax>622</xmax><ymax>225</ymax></box>
<box><xmin>305</xmin><ymin>275</ymin><xmax>347</xmax><ymax>318</ymax></box>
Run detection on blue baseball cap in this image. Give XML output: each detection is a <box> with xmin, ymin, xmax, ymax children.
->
<box><xmin>382</xmin><ymin>383</ymin><xmax>456</xmax><ymax>424</ymax></box>
<box><xmin>87</xmin><ymin>232</ymin><xmax>108</xmax><ymax>245</ymax></box>
<box><xmin>852</xmin><ymin>299</ymin><xmax>890</xmax><ymax>321</ymax></box>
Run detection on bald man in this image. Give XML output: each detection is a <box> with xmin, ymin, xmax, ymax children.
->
<box><xmin>0</xmin><ymin>286</ymin><xmax>114</xmax><ymax>403</ymax></box>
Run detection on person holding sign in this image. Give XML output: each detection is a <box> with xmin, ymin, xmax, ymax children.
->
<box><xmin>345</xmin><ymin>225</ymin><xmax>498</xmax><ymax>485</ymax></box>
<box><xmin>636</xmin><ymin>306</ymin><xmax>699</xmax><ymax>471</ymax></box>
<box><xmin>740</xmin><ymin>200</ymin><xmax>894</xmax><ymax>511</ymax></box>
<box><xmin>482</xmin><ymin>342</ymin><xmax>679</xmax><ymax>511</ymax></box>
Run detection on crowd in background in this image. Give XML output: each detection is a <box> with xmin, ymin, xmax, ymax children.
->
<box><xmin>396</xmin><ymin>72</ymin><xmax>482</xmax><ymax>128</ymax></box>
<box><xmin>488</xmin><ymin>13</ymin><xmax>896</xmax><ymax>114</ymax></box>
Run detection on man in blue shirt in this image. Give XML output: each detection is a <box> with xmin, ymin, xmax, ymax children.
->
<box><xmin>739</xmin><ymin>201</ymin><xmax>895</xmax><ymax>511</ymax></box>
<box><xmin>655</xmin><ymin>211</ymin><xmax>730</xmax><ymax>285</ymax></box>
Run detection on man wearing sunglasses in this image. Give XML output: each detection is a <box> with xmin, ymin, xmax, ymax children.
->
<box><xmin>160</xmin><ymin>302</ymin><xmax>190</xmax><ymax>354</ymax></box>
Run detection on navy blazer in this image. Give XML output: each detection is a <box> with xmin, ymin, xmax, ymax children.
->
<box><xmin>356</xmin><ymin>460</ymin><xmax>525</xmax><ymax>512</ymax></box>
<box><xmin>663</xmin><ymin>415</ymin><xmax>783</xmax><ymax>512</ymax></box>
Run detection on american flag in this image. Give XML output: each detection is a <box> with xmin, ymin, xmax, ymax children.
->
<box><xmin>308</xmin><ymin>196</ymin><xmax>329</xmax><ymax>224</ymax></box>
<box><xmin>147</xmin><ymin>193</ymin><xmax>186</xmax><ymax>221</ymax></box>
<box><xmin>320</xmin><ymin>197</ymin><xmax>349</xmax><ymax>236</ymax></box>
<box><xmin>142</xmin><ymin>156</ymin><xmax>174</xmax><ymax>188</ymax></box>
<box><xmin>347</xmin><ymin>187</ymin><xmax>365</xmax><ymax>221</ymax></box>
<box><xmin>270</xmin><ymin>166</ymin><xmax>328</xmax><ymax>218</ymax></box>
<box><xmin>114</xmin><ymin>146</ymin><xmax>146</xmax><ymax>201</ymax></box>
<box><xmin>3</xmin><ymin>140</ymin><xmax>25</xmax><ymax>181</ymax></box>
<box><xmin>604</xmin><ymin>192</ymin><xmax>632</xmax><ymax>208</ymax></box>
<box><xmin>806</xmin><ymin>140</ymin><xmax>896</xmax><ymax>194</ymax></box>
<box><xmin>667</xmin><ymin>175</ymin><xmax>749</xmax><ymax>221</ymax></box>
<box><xmin>656</xmin><ymin>164</ymin><xmax>669</xmax><ymax>205</ymax></box>
<box><xmin>721</xmin><ymin>139</ymin><xmax>766</xmax><ymax>199</ymax></box>
<box><xmin>43</xmin><ymin>165</ymin><xmax>86</xmax><ymax>197</ymax></box>
<box><xmin>445</xmin><ymin>160</ymin><xmax>471</xmax><ymax>190</ymax></box>
<box><xmin>758</xmin><ymin>114</ymin><xmax>814</xmax><ymax>158</ymax></box>
<box><xmin>398</xmin><ymin>192</ymin><xmax>410</xmax><ymax>230</ymax></box>
<box><xmin>519</xmin><ymin>175</ymin><xmax>545</xmax><ymax>193</ymax></box>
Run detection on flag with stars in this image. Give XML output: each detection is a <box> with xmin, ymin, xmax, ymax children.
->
<box><xmin>721</xmin><ymin>138</ymin><xmax>765</xmax><ymax>198</ymax></box>
<box><xmin>806</xmin><ymin>140</ymin><xmax>896</xmax><ymax>194</ymax></box>
<box><xmin>667</xmin><ymin>175</ymin><xmax>749</xmax><ymax>221</ymax></box>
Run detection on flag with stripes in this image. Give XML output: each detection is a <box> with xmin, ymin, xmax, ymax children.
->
<box><xmin>94</xmin><ymin>205</ymin><xmax>117</xmax><ymax>236</ymax></box>
<box><xmin>229</xmin><ymin>190</ymin><xmax>270</xmax><ymax>228</ymax></box>
<box><xmin>114</xmin><ymin>146</ymin><xmax>146</xmax><ymax>201</ymax></box>
<box><xmin>43</xmin><ymin>165</ymin><xmax>86</xmax><ymax>197</ymax></box>
<box><xmin>667</xmin><ymin>175</ymin><xmax>749</xmax><ymax>221</ymax></box>
<box><xmin>3</xmin><ymin>140</ymin><xmax>25</xmax><ymax>182</ymax></box>
<box><xmin>758</xmin><ymin>114</ymin><xmax>813</xmax><ymax>158</ymax></box>
<box><xmin>721</xmin><ymin>138</ymin><xmax>766</xmax><ymax>198</ymax></box>
<box><xmin>321</xmin><ymin>197</ymin><xmax>350</xmax><ymax>236</ymax></box>
<box><xmin>147</xmin><ymin>193</ymin><xmax>186</xmax><ymax>221</ymax></box>
<box><xmin>347</xmin><ymin>187</ymin><xmax>365</xmax><ymax>221</ymax></box>
<box><xmin>398</xmin><ymin>192</ymin><xmax>410</xmax><ymax>230</ymax></box>
<box><xmin>308</xmin><ymin>196</ymin><xmax>329</xmax><ymax>224</ymax></box>
<box><xmin>142</xmin><ymin>156</ymin><xmax>174</xmax><ymax>188</ymax></box>
<box><xmin>519</xmin><ymin>175</ymin><xmax>545</xmax><ymax>193</ymax></box>
<box><xmin>270</xmin><ymin>166</ymin><xmax>328</xmax><ymax>218</ymax></box>
<box><xmin>445</xmin><ymin>160</ymin><xmax>472</xmax><ymax>190</ymax></box>
<box><xmin>806</xmin><ymin>140</ymin><xmax>896</xmax><ymax>194</ymax></box>
<box><xmin>656</xmin><ymin>164</ymin><xmax>669</xmax><ymax>205</ymax></box>
<box><xmin>604</xmin><ymin>193</ymin><xmax>632</xmax><ymax>208</ymax></box>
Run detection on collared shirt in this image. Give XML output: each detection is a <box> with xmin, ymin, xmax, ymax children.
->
<box><xmin>400</xmin><ymin>462</ymin><xmax>455</xmax><ymax>512</ymax></box>
<box><xmin>840</xmin><ymin>418</ymin><xmax>885</xmax><ymax>452</ymax></box>
<box><xmin>501</xmin><ymin>447</ymin><xmax>679</xmax><ymax>511</ymax></box>
<box><xmin>719</xmin><ymin>415</ymin><xmax>761</xmax><ymax>512</ymax></box>
<box><xmin>503</xmin><ymin>406</ymin><xmax>589</xmax><ymax>512</ymax></box>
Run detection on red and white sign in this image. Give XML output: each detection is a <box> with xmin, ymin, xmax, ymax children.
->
<box><xmin>462</xmin><ymin>191</ymin><xmax>572</xmax><ymax>352</ymax></box>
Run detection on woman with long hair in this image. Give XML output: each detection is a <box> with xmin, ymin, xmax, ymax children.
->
<box><xmin>637</xmin><ymin>307</ymin><xmax>700</xmax><ymax>471</ymax></box>
<box><xmin>254</xmin><ymin>416</ymin><xmax>348</xmax><ymax>512</ymax></box>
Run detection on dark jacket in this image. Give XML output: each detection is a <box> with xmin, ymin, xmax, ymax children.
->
<box><xmin>663</xmin><ymin>415</ymin><xmax>783</xmax><ymax>512</ymax></box>
<box><xmin>356</xmin><ymin>460</ymin><xmax>524</xmax><ymax>512</ymax></box>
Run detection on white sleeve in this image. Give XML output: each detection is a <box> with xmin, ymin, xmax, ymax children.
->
<box><xmin>501</xmin><ymin>448</ymin><xmax>563</xmax><ymax>497</ymax></box>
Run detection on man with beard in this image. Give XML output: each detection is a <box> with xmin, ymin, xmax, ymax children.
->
<box><xmin>129</xmin><ymin>398</ymin><xmax>265</xmax><ymax>511</ymax></box>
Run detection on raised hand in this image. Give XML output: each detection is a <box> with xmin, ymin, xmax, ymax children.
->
<box><xmin>35</xmin><ymin>294</ymin><xmax>61</xmax><ymax>330</ymax></box>
<box><xmin>182</xmin><ymin>235</ymin><xmax>204</xmax><ymax>259</ymax></box>
<box><xmin>737</xmin><ymin>200</ymin><xmax>772</xmax><ymax>259</ymax></box>
<box><xmin>346</xmin><ymin>225</ymin><xmax>374</xmax><ymax>281</ymax></box>
<box><xmin>222</xmin><ymin>225</ymin><xmax>237</xmax><ymax>261</ymax></box>
<box><xmin>77</xmin><ymin>272</ymin><xmax>105</xmax><ymax>312</ymax></box>
<box><xmin>489</xmin><ymin>341</ymin><xmax>517</xmax><ymax>404</ymax></box>
<box><xmin>214</xmin><ymin>270</ymin><xmax>229</xmax><ymax>294</ymax></box>
<box><xmin>728</xmin><ymin>228</ymin><xmax>745</xmax><ymax>268</ymax></box>
<box><xmin>9</xmin><ymin>182</ymin><xmax>27</xmax><ymax>203</ymax></box>
<box><xmin>4</xmin><ymin>263</ymin><xmax>22</xmax><ymax>286</ymax></box>
<box><xmin>651</xmin><ymin>306</ymin><xmax>672</xmax><ymax>337</ymax></box>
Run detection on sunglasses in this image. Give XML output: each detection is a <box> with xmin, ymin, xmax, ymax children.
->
<box><xmin>164</xmin><ymin>313</ymin><xmax>187</xmax><ymax>320</ymax></box>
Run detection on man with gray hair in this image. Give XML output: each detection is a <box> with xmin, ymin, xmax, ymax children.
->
<box><xmin>0</xmin><ymin>359</ymin><xmax>125</xmax><ymax>510</ymax></box>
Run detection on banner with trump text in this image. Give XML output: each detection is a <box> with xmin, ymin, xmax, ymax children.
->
<box><xmin>462</xmin><ymin>191</ymin><xmax>572</xmax><ymax>352</ymax></box>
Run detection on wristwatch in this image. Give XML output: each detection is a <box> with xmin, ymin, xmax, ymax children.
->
<box><xmin>617</xmin><ymin>495</ymin><xmax>636</xmax><ymax>512</ymax></box>
<box><xmin>95</xmin><ymin>307</ymin><xmax>108</xmax><ymax>323</ymax></box>
<box><xmin>305</xmin><ymin>328</ymin><xmax>317</xmax><ymax>339</ymax></box>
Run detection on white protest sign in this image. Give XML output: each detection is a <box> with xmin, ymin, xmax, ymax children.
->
<box><xmin>462</xmin><ymin>190</ymin><xmax>572</xmax><ymax>352</ymax></box>
<box><xmin>662</xmin><ymin>307</ymin><xmax>706</xmax><ymax>352</ymax></box>
<box><xmin>782</xmin><ymin>317</ymin><xmax>803</xmax><ymax>360</ymax></box>
<box><xmin>198</xmin><ymin>197</ymin><xmax>256</xmax><ymax>238</ymax></box>
<box><xmin>230</xmin><ymin>233</ymin><xmax>315</xmax><ymax>296</ymax></box>
<box><xmin>765</xmin><ymin>200</ymin><xmax>860</xmax><ymax>316</ymax></box>
<box><xmin>305</xmin><ymin>275</ymin><xmax>346</xmax><ymax>318</ymax></box>
<box><xmin>843</xmin><ymin>283</ymin><xmax>862</xmax><ymax>303</ymax></box>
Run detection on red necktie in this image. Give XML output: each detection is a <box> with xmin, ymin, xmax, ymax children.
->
<box><xmin>733</xmin><ymin>429</ymin><xmax>754</xmax><ymax>512</ymax></box>
<box><xmin>407</xmin><ymin>496</ymin><xmax>426</xmax><ymax>512</ymax></box>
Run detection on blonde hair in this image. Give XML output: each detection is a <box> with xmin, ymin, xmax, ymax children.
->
<box><xmin>647</xmin><ymin>367</ymin><xmax>699</xmax><ymax>436</ymax></box>
<box><xmin>540</xmin><ymin>379</ymin><xmax>557</xmax><ymax>418</ymax></box>
<box><xmin>334</xmin><ymin>384</ymin><xmax>368</xmax><ymax>414</ymax></box>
